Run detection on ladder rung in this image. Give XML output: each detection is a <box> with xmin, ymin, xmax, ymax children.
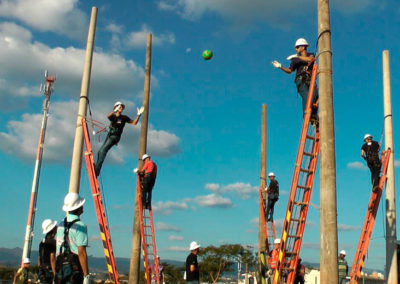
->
<box><xmin>297</xmin><ymin>185</ymin><xmax>310</xmax><ymax>190</ymax></box>
<box><xmin>294</xmin><ymin>201</ymin><xmax>309</xmax><ymax>206</ymax></box>
<box><xmin>282</xmin><ymin>267</ymin><xmax>295</xmax><ymax>272</ymax></box>
<box><xmin>285</xmin><ymin>251</ymin><xmax>298</xmax><ymax>257</ymax></box>
<box><xmin>288</xmin><ymin>235</ymin><xmax>301</xmax><ymax>239</ymax></box>
<box><xmin>304</xmin><ymin>152</ymin><xmax>314</xmax><ymax>157</ymax></box>
<box><xmin>290</xmin><ymin>218</ymin><xmax>304</xmax><ymax>223</ymax></box>
<box><xmin>300</xmin><ymin>168</ymin><xmax>313</xmax><ymax>174</ymax></box>
<box><xmin>306</xmin><ymin>135</ymin><xmax>315</xmax><ymax>140</ymax></box>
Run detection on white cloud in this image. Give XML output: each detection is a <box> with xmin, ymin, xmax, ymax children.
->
<box><xmin>395</xmin><ymin>160</ymin><xmax>400</xmax><ymax>168</ymax></box>
<box><xmin>106</xmin><ymin>23</ymin><xmax>123</xmax><ymax>34</ymax></box>
<box><xmin>0</xmin><ymin>100</ymin><xmax>180</xmax><ymax>164</ymax></box>
<box><xmin>186</xmin><ymin>48</ymin><xmax>192</xmax><ymax>53</ymax></box>
<box><xmin>205</xmin><ymin>183</ymin><xmax>220</xmax><ymax>191</ymax></box>
<box><xmin>124</xmin><ymin>24</ymin><xmax>176</xmax><ymax>49</ymax></box>
<box><xmin>190</xmin><ymin>193</ymin><xmax>233</xmax><ymax>208</ymax></box>
<box><xmin>162</xmin><ymin>246</ymin><xmax>187</xmax><ymax>252</ymax></box>
<box><xmin>347</xmin><ymin>161</ymin><xmax>368</xmax><ymax>170</ymax></box>
<box><xmin>152</xmin><ymin>201</ymin><xmax>189</xmax><ymax>216</ymax></box>
<box><xmin>220</xmin><ymin>182</ymin><xmax>258</xmax><ymax>199</ymax></box>
<box><xmin>331</xmin><ymin>0</ymin><xmax>374</xmax><ymax>14</ymax></box>
<box><xmin>0</xmin><ymin>0</ymin><xmax>87</xmax><ymax>39</ymax></box>
<box><xmin>338</xmin><ymin>224</ymin><xmax>361</xmax><ymax>232</ymax></box>
<box><xmin>156</xmin><ymin>222</ymin><xmax>181</xmax><ymax>232</ymax></box>
<box><xmin>168</xmin><ymin>235</ymin><xmax>184</xmax><ymax>241</ymax></box>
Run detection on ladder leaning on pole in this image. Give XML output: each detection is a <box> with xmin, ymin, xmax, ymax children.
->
<box><xmin>135</xmin><ymin>175</ymin><xmax>160</xmax><ymax>284</ymax></box>
<box><xmin>349</xmin><ymin>148</ymin><xmax>391</xmax><ymax>284</ymax></box>
<box><xmin>82</xmin><ymin>118</ymin><xmax>120</xmax><ymax>284</ymax></box>
<box><xmin>272</xmin><ymin>63</ymin><xmax>320</xmax><ymax>284</ymax></box>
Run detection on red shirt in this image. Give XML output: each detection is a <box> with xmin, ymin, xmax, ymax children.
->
<box><xmin>270</xmin><ymin>248</ymin><xmax>279</xmax><ymax>269</ymax></box>
<box><xmin>142</xmin><ymin>160</ymin><xmax>157</xmax><ymax>176</ymax></box>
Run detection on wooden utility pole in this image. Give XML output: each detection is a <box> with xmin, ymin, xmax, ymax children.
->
<box><xmin>383</xmin><ymin>50</ymin><xmax>397</xmax><ymax>283</ymax></box>
<box><xmin>68</xmin><ymin>7</ymin><xmax>97</xmax><ymax>194</ymax></box>
<box><xmin>129</xmin><ymin>34</ymin><xmax>152</xmax><ymax>284</ymax></box>
<box><xmin>258</xmin><ymin>104</ymin><xmax>267</xmax><ymax>283</ymax></box>
<box><xmin>317</xmin><ymin>1</ymin><xmax>339</xmax><ymax>283</ymax></box>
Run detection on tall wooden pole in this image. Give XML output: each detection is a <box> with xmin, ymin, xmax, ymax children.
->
<box><xmin>68</xmin><ymin>7</ymin><xmax>97</xmax><ymax>194</ymax></box>
<box><xmin>317</xmin><ymin>1</ymin><xmax>338</xmax><ymax>283</ymax></box>
<box><xmin>258</xmin><ymin>104</ymin><xmax>267</xmax><ymax>283</ymax></box>
<box><xmin>129</xmin><ymin>34</ymin><xmax>152</xmax><ymax>284</ymax></box>
<box><xmin>383</xmin><ymin>50</ymin><xmax>397</xmax><ymax>283</ymax></box>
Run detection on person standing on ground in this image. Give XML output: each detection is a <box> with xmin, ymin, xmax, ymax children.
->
<box><xmin>338</xmin><ymin>250</ymin><xmax>348</xmax><ymax>284</ymax></box>
<box><xmin>267</xmin><ymin>238</ymin><xmax>280</xmax><ymax>279</ymax></box>
<box><xmin>361</xmin><ymin>134</ymin><xmax>381</xmax><ymax>190</ymax></box>
<box><xmin>265</xmin><ymin>172</ymin><xmax>279</xmax><ymax>222</ymax></box>
<box><xmin>38</xmin><ymin>219</ymin><xmax>57</xmax><ymax>283</ymax></box>
<box><xmin>186</xmin><ymin>241</ymin><xmax>200</xmax><ymax>284</ymax></box>
<box><xmin>56</xmin><ymin>193</ymin><xmax>89</xmax><ymax>284</ymax></box>
<box><xmin>13</xmin><ymin>258</ymin><xmax>30</xmax><ymax>284</ymax></box>
<box><xmin>136</xmin><ymin>154</ymin><xmax>157</xmax><ymax>209</ymax></box>
<box><xmin>95</xmin><ymin>101</ymin><xmax>144</xmax><ymax>176</ymax></box>
<box><xmin>294</xmin><ymin>258</ymin><xmax>305</xmax><ymax>284</ymax></box>
<box><xmin>150</xmin><ymin>256</ymin><xmax>165</xmax><ymax>284</ymax></box>
<box><xmin>271</xmin><ymin>38</ymin><xmax>319</xmax><ymax>120</ymax></box>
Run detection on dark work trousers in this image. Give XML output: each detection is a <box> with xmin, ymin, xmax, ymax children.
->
<box><xmin>266</xmin><ymin>199</ymin><xmax>278</xmax><ymax>221</ymax></box>
<box><xmin>95</xmin><ymin>134</ymin><xmax>120</xmax><ymax>176</ymax></box>
<box><xmin>368</xmin><ymin>161</ymin><xmax>381</xmax><ymax>187</ymax></box>
<box><xmin>142</xmin><ymin>175</ymin><xmax>156</xmax><ymax>208</ymax></box>
<box><xmin>295</xmin><ymin>78</ymin><xmax>319</xmax><ymax>119</ymax></box>
<box><xmin>294</xmin><ymin>276</ymin><xmax>304</xmax><ymax>284</ymax></box>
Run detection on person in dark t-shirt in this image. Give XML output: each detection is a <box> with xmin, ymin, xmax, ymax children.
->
<box><xmin>186</xmin><ymin>241</ymin><xmax>200</xmax><ymax>283</ymax></box>
<box><xmin>361</xmin><ymin>134</ymin><xmax>381</xmax><ymax>190</ymax></box>
<box><xmin>272</xmin><ymin>38</ymin><xmax>319</xmax><ymax>121</ymax></box>
<box><xmin>38</xmin><ymin>219</ymin><xmax>57</xmax><ymax>284</ymax></box>
<box><xmin>265</xmin><ymin>172</ymin><xmax>279</xmax><ymax>222</ymax></box>
<box><xmin>94</xmin><ymin>101</ymin><xmax>144</xmax><ymax>176</ymax></box>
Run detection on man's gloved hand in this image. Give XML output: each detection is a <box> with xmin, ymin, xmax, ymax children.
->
<box><xmin>287</xmin><ymin>54</ymin><xmax>298</xmax><ymax>60</ymax></box>
<box><xmin>83</xmin><ymin>274</ymin><xmax>90</xmax><ymax>284</ymax></box>
<box><xmin>133</xmin><ymin>168</ymin><xmax>138</xmax><ymax>173</ymax></box>
<box><xmin>137</xmin><ymin>106</ymin><xmax>145</xmax><ymax>116</ymax></box>
<box><xmin>114</xmin><ymin>105</ymin><xmax>122</xmax><ymax>113</ymax></box>
<box><xmin>271</xmin><ymin>60</ymin><xmax>282</xmax><ymax>69</ymax></box>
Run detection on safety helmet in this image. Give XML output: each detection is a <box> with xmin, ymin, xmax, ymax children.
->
<box><xmin>42</xmin><ymin>219</ymin><xmax>57</xmax><ymax>234</ymax></box>
<box><xmin>295</xmin><ymin>38</ymin><xmax>309</xmax><ymax>47</ymax></box>
<box><xmin>340</xmin><ymin>250</ymin><xmax>346</xmax><ymax>255</ymax></box>
<box><xmin>189</xmin><ymin>241</ymin><xmax>201</xmax><ymax>251</ymax></box>
<box><xmin>363</xmin><ymin>134</ymin><xmax>372</xmax><ymax>141</ymax></box>
<box><xmin>114</xmin><ymin>101</ymin><xmax>125</xmax><ymax>108</ymax></box>
<box><xmin>274</xmin><ymin>238</ymin><xmax>281</xmax><ymax>244</ymax></box>
<box><xmin>268</xmin><ymin>172</ymin><xmax>275</xmax><ymax>177</ymax></box>
<box><xmin>62</xmin><ymin>193</ymin><xmax>85</xmax><ymax>212</ymax></box>
<box><xmin>23</xmin><ymin>258</ymin><xmax>30</xmax><ymax>264</ymax></box>
<box><xmin>142</xmin><ymin>154</ymin><xmax>150</xmax><ymax>160</ymax></box>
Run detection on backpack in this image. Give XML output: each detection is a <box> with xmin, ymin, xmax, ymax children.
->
<box><xmin>55</xmin><ymin>218</ymin><xmax>83</xmax><ymax>284</ymax></box>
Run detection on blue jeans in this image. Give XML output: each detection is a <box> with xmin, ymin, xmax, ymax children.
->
<box><xmin>95</xmin><ymin>134</ymin><xmax>120</xmax><ymax>176</ymax></box>
<box><xmin>295</xmin><ymin>78</ymin><xmax>318</xmax><ymax>116</ymax></box>
<box><xmin>266</xmin><ymin>199</ymin><xmax>277</xmax><ymax>221</ymax></box>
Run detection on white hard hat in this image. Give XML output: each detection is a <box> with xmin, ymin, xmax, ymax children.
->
<box><xmin>340</xmin><ymin>250</ymin><xmax>346</xmax><ymax>255</ymax></box>
<box><xmin>23</xmin><ymin>258</ymin><xmax>30</xmax><ymax>264</ymax></box>
<box><xmin>268</xmin><ymin>172</ymin><xmax>275</xmax><ymax>177</ymax></box>
<box><xmin>114</xmin><ymin>101</ymin><xmax>125</xmax><ymax>108</ymax></box>
<box><xmin>42</xmin><ymin>219</ymin><xmax>57</xmax><ymax>234</ymax></box>
<box><xmin>62</xmin><ymin>193</ymin><xmax>85</xmax><ymax>212</ymax></box>
<box><xmin>295</xmin><ymin>38</ymin><xmax>309</xmax><ymax>47</ymax></box>
<box><xmin>274</xmin><ymin>238</ymin><xmax>281</xmax><ymax>244</ymax></box>
<box><xmin>189</xmin><ymin>241</ymin><xmax>201</xmax><ymax>251</ymax></box>
<box><xmin>363</xmin><ymin>134</ymin><xmax>372</xmax><ymax>141</ymax></box>
<box><xmin>142</xmin><ymin>154</ymin><xmax>150</xmax><ymax>160</ymax></box>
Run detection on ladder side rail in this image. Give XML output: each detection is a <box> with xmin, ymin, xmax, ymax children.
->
<box><xmin>286</xmin><ymin>129</ymin><xmax>320</xmax><ymax>283</ymax></box>
<box><xmin>136</xmin><ymin>177</ymin><xmax>151</xmax><ymax>284</ymax></box>
<box><xmin>149</xmin><ymin>209</ymin><xmax>160</xmax><ymax>284</ymax></box>
<box><xmin>273</xmin><ymin>64</ymin><xmax>319</xmax><ymax>284</ymax></box>
<box><xmin>82</xmin><ymin>119</ymin><xmax>120</xmax><ymax>283</ymax></box>
<box><xmin>259</xmin><ymin>187</ymin><xmax>269</xmax><ymax>252</ymax></box>
<box><xmin>349</xmin><ymin>149</ymin><xmax>391</xmax><ymax>283</ymax></box>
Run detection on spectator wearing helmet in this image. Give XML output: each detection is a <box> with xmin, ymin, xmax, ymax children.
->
<box><xmin>294</xmin><ymin>257</ymin><xmax>305</xmax><ymax>284</ymax></box>
<box><xmin>13</xmin><ymin>258</ymin><xmax>30</xmax><ymax>284</ymax></box>
<box><xmin>38</xmin><ymin>219</ymin><xmax>57</xmax><ymax>283</ymax></box>
<box><xmin>265</xmin><ymin>172</ymin><xmax>279</xmax><ymax>222</ymax></box>
<box><xmin>361</xmin><ymin>134</ymin><xmax>381</xmax><ymax>190</ymax></box>
<box><xmin>269</xmin><ymin>239</ymin><xmax>281</xmax><ymax>270</ymax></box>
<box><xmin>56</xmin><ymin>193</ymin><xmax>90</xmax><ymax>284</ymax></box>
<box><xmin>338</xmin><ymin>250</ymin><xmax>348</xmax><ymax>284</ymax></box>
<box><xmin>136</xmin><ymin>154</ymin><xmax>158</xmax><ymax>209</ymax></box>
<box><xmin>94</xmin><ymin>101</ymin><xmax>145</xmax><ymax>176</ymax></box>
<box><xmin>271</xmin><ymin>38</ymin><xmax>319</xmax><ymax>121</ymax></box>
<box><xmin>186</xmin><ymin>241</ymin><xmax>200</xmax><ymax>283</ymax></box>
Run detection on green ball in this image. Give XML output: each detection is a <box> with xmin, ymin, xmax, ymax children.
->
<box><xmin>202</xmin><ymin>49</ymin><xmax>213</xmax><ymax>60</ymax></box>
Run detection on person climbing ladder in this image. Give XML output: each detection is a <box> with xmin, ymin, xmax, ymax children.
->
<box><xmin>361</xmin><ymin>133</ymin><xmax>381</xmax><ymax>190</ymax></box>
<box><xmin>95</xmin><ymin>101</ymin><xmax>144</xmax><ymax>176</ymax></box>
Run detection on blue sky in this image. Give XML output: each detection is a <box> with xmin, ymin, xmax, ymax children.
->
<box><xmin>1</xmin><ymin>0</ymin><xmax>400</xmax><ymax>272</ymax></box>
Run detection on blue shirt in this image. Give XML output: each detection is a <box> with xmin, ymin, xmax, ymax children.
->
<box><xmin>56</xmin><ymin>214</ymin><xmax>88</xmax><ymax>255</ymax></box>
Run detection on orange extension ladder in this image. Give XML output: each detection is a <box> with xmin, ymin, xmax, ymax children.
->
<box><xmin>349</xmin><ymin>148</ymin><xmax>391</xmax><ymax>284</ymax></box>
<box><xmin>82</xmin><ymin>118</ymin><xmax>119</xmax><ymax>284</ymax></box>
<box><xmin>272</xmin><ymin>63</ymin><xmax>320</xmax><ymax>284</ymax></box>
<box><xmin>136</xmin><ymin>175</ymin><xmax>160</xmax><ymax>284</ymax></box>
<box><xmin>259</xmin><ymin>187</ymin><xmax>277</xmax><ymax>256</ymax></box>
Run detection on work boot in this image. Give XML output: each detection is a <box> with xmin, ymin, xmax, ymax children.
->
<box><xmin>372</xmin><ymin>186</ymin><xmax>380</xmax><ymax>193</ymax></box>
